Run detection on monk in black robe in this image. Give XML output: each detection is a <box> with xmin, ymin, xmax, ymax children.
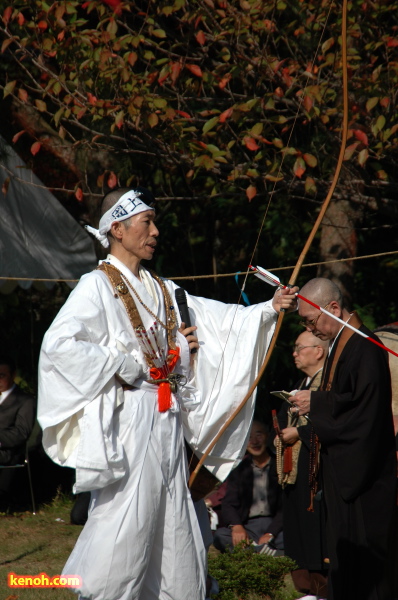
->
<box><xmin>293</xmin><ymin>278</ymin><xmax>397</xmax><ymax>600</ymax></box>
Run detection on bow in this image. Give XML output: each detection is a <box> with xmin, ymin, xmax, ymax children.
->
<box><xmin>188</xmin><ymin>0</ymin><xmax>349</xmax><ymax>490</ymax></box>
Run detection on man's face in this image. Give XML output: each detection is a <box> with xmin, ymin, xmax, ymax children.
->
<box><xmin>247</xmin><ymin>421</ymin><xmax>268</xmax><ymax>458</ymax></box>
<box><xmin>119</xmin><ymin>210</ymin><xmax>159</xmax><ymax>262</ymax></box>
<box><xmin>293</xmin><ymin>332</ymin><xmax>321</xmax><ymax>371</ymax></box>
<box><xmin>0</xmin><ymin>364</ymin><xmax>14</xmax><ymax>393</ymax></box>
<box><xmin>298</xmin><ymin>300</ymin><xmax>341</xmax><ymax>341</ymax></box>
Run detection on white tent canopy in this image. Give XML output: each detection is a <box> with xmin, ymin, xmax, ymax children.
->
<box><xmin>0</xmin><ymin>136</ymin><xmax>97</xmax><ymax>293</ymax></box>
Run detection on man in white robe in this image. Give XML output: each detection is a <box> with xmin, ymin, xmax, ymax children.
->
<box><xmin>38</xmin><ymin>187</ymin><xmax>297</xmax><ymax>600</ymax></box>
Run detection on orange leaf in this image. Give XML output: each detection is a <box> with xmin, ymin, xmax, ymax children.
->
<box><xmin>344</xmin><ymin>142</ymin><xmax>359</xmax><ymax>161</ymax></box>
<box><xmin>170</xmin><ymin>62</ymin><xmax>181</xmax><ymax>84</ymax></box>
<box><xmin>2</xmin><ymin>6</ymin><xmax>13</xmax><ymax>26</ymax></box>
<box><xmin>18</xmin><ymin>88</ymin><xmax>28</xmax><ymax>102</ymax></box>
<box><xmin>31</xmin><ymin>141</ymin><xmax>41</xmax><ymax>156</ymax></box>
<box><xmin>195</xmin><ymin>31</ymin><xmax>206</xmax><ymax>45</ymax></box>
<box><xmin>244</xmin><ymin>137</ymin><xmax>260</xmax><ymax>151</ymax></box>
<box><xmin>274</xmin><ymin>87</ymin><xmax>284</xmax><ymax>98</ymax></box>
<box><xmin>87</xmin><ymin>92</ymin><xmax>97</xmax><ymax>105</ymax></box>
<box><xmin>246</xmin><ymin>185</ymin><xmax>257</xmax><ymax>202</ymax></box>
<box><xmin>380</xmin><ymin>97</ymin><xmax>390</xmax><ymax>108</ymax></box>
<box><xmin>12</xmin><ymin>129</ymin><xmax>25</xmax><ymax>143</ymax></box>
<box><xmin>17</xmin><ymin>11</ymin><xmax>24</xmax><ymax>25</ymax></box>
<box><xmin>75</xmin><ymin>187</ymin><xmax>84</xmax><ymax>202</ymax></box>
<box><xmin>176</xmin><ymin>110</ymin><xmax>191</xmax><ymax>119</ymax></box>
<box><xmin>219</xmin><ymin>74</ymin><xmax>231</xmax><ymax>90</ymax></box>
<box><xmin>303</xmin><ymin>95</ymin><xmax>313</xmax><ymax>112</ymax></box>
<box><xmin>219</xmin><ymin>107</ymin><xmax>233</xmax><ymax>123</ymax></box>
<box><xmin>185</xmin><ymin>64</ymin><xmax>203</xmax><ymax>78</ymax></box>
<box><xmin>107</xmin><ymin>171</ymin><xmax>117</xmax><ymax>188</ymax></box>
<box><xmin>293</xmin><ymin>157</ymin><xmax>306</xmax><ymax>178</ymax></box>
<box><xmin>37</xmin><ymin>20</ymin><xmax>48</xmax><ymax>31</ymax></box>
<box><xmin>57</xmin><ymin>30</ymin><xmax>65</xmax><ymax>42</ymax></box>
<box><xmin>353</xmin><ymin>129</ymin><xmax>368</xmax><ymax>146</ymax></box>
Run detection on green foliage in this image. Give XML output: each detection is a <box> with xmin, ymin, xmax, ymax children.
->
<box><xmin>208</xmin><ymin>544</ymin><xmax>297</xmax><ymax>600</ymax></box>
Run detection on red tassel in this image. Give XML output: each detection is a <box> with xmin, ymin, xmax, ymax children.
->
<box><xmin>283</xmin><ymin>447</ymin><xmax>293</xmax><ymax>473</ymax></box>
<box><xmin>158</xmin><ymin>382</ymin><xmax>172</xmax><ymax>412</ymax></box>
<box><xmin>149</xmin><ymin>347</ymin><xmax>181</xmax><ymax>412</ymax></box>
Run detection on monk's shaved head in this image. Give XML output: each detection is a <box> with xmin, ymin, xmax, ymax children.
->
<box><xmin>299</xmin><ymin>278</ymin><xmax>343</xmax><ymax>309</ymax></box>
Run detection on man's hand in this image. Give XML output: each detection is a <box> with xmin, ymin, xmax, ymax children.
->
<box><xmin>179</xmin><ymin>323</ymin><xmax>199</xmax><ymax>364</ymax></box>
<box><xmin>292</xmin><ymin>390</ymin><xmax>311</xmax><ymax>415</ymax></box>
<box><xmin>231</xmin><ymin>524</ymin><xmax>249</xmax><ymax>546</ymax></box>
<box><xmin>272</xmin><ymin>286</ymin><xmax>299</xmax><ymax>313</ymax></box>
<box><xmin>258</xmin><ymin>532</ymin><xmax>274</xmax><ymax>545</ymax></box>
<box><xmin>281</xmin><ymin>427</ymin><xmax>299</xmax><ymax>445</ymax></box>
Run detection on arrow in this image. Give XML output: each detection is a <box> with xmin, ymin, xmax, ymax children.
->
<box><xmin>250</xmin><ymin>265</ymin><xmax>398</xmax><ymax>359</ymax></box>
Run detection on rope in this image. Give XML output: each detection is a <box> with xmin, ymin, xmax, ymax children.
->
<box><xmin>2</xmin><ymin>249</ymin><xmax>397</xmax><ymax>284</ymax></box>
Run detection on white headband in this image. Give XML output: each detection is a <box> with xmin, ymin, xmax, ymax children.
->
<box><xmin>85</xmin><ymin>190</ymin><xmax>155</xmax><ymax>248</ymax></box>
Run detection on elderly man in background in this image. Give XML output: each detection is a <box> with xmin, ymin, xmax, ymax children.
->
<box><xmin>38</xmin><ymin>187</ymin><xmax>297</xmax><ymax>600</ymax></box>
<box><xmin>276</xmin><ymin>331</ymin><xmax>329</xmax><ymax>600</ymax></box>
<box><xmin>293</xmin><ymin>278</ymin><xmax>396</xmax><ymax>600</ymax></box>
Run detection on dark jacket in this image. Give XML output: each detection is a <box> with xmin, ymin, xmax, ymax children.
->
<box><xmin>0</xmin><ymin>385</ymin><xmax>36</xmax><ymax>465</ymax></box>
<box><xmin>221</xmin><ymin>453</ymin><xmax>283</xmax><ymax>537</ymax></box>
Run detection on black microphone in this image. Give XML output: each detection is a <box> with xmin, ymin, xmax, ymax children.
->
<box><xmin>175</xmin><ymin>287</ymin><xmax>197</xmax><ymax>354</ymax></box>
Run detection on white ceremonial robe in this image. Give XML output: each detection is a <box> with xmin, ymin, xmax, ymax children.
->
<box><xmin>38</xmin><ymin>255</ymin><xmax>278</xmax><ymax>600</ymax></box>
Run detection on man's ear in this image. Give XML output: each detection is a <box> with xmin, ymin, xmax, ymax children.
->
<box><xmin>110</xmin><ymin>221</ymin><xmax>123</xmax><ymax>241</ymax></box>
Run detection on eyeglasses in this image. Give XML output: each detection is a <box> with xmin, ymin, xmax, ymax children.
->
<box><xmin>299</xmin><ymin>302</ymin><xmax>331</xmax><ymax>330</ymax></box>
<box><xmin>292</xmin><ymin>345</ymin><xmax>319</xmax><ymax>353</ymax></box>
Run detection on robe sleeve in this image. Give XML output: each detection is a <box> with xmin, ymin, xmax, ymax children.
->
<box><xmin>173</xmin><ymin>287</ymin><xmax>278</xmax><ymax>481</ymax></box>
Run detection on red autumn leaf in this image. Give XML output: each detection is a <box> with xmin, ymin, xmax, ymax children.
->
<box><xmin>246</xmin><ymin>185</ymin><xmax>257</xmax><ymax>202</ymax></box>
<box><xmin>107</xmin><ymin>171</ymin><xmax>117</xmax><ymax>189</ymax></box>
<box><xmin>244</xmin><ymin>137</ymin><xmax>260</xmax><ymax>151</ymax></box>
<box><xmin>17</xmin><ymin>11</ymin><xmax>24</xmax><ymax>25</ymax></box>
<box><xmin>185</xmin><ymin>64</ymin><xmax>203</xmax><ymax>78</ymax></box>
<box><xmin>75</xmin><ymin>187</ymin><xmax>84</xmax><ymax>202</ymax></box>
<box><xmin>37</xmin><ymin>20</ymin><xmax>48</xmax><ymax>31</ymax></box>
<box><xmin>170</xmin><ymin>62</ymin><xmax>181</xmax><ymax>84</ymax></box>
<box><xmin>281</xmin><ymin>67</ymin><xmax>293</xmax><ymax>87</ymax></box>
<box><xmin>57</xmin><ymin>30</ymin><xmax>65</xmax><ymax>42</ymax></box>
<box><xmin>344</xmin><ymin>142</ymin><xmax>359</xmax><ymax>161</ymax></box>
<box><xmin>380</xmin><ymin>97</ymin><xmax>390</xmax><ymax>108</ymax></box>
<box><xmin>303</xmin><ymin>95</ymin><xmax>313</xmax><ymax>112</ymax></box>
<box><xmin>353</xmin><ymin>129</ymin><xmax>369</xmax><ymax>146</ymax></box>
<box><xmin>219</xmin><ymin>107</ymin><xmax>233</xmax><ymax>123</ymax></box>
<box><xmin>176</xmin><ymin>110</ymin><xmax>191</xmax><ymax>119</ymax></box>
<box><xmin>195</xmin><ymin>31</ymin><xmax>206</xmax><ymax>46</ymax></box>
<box><xmin>293</xmin><ymin>157</ymin><xmax>306</xmax><ymax>178</ymax></box>
<box><xmin>87</xmin><ymin>93</ymin><xmax>97</xmax><ymax>105</ymax></box>
<box><xmin>31</xmin><ymin>141</ymin><xmax>41</xmax><ymax>156</ymax></box>
<box><xmin>219</xmin><ymin>74</ymin><xmax>231</xmax><ymax>90</ymax></box>
<box><xmin>387</xmin><ymin>37</ymin><xmax>398</xmax><ymax>47</ymax></box>
<box><xmin>102</xmin><ymin>0</ymin><xmax>122</xmax><ymax>15</ymax></box>
<box><xmin>18</xmin><ymin>88</ymin><xmax>28</xmax><ymax>102</ymax></box>
<box><xmin>12</xmin><ymin>130</ymin><xmax>26</xmax><ymax>143</ymax></box>
<box><xmin>274</xmin><ymin>87</ymin><xmax>284</xmax><ymax>98</ymax></box>
<box><xmin>2</xmin><ymin>6</ymin><xmax>13</xmax><ymax>26</ymax></box>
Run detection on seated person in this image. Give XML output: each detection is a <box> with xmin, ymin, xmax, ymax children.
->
<box><xmin>213</xmin><ymin>419</ymin><xmax>283</xmax><ymax>555</ymax></box>
<box><xmin>0</xmin><ymin>356</ymin><xmax>36</xmax><ymax>508</ymax></box>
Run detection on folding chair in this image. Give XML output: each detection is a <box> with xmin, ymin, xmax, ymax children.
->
<box><xmin>0</xmin><ymin>445</ymin><xmax>36</xmax><ymax>514</ymax></box>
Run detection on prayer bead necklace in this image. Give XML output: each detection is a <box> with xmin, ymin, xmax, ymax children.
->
<box><xmin>120</xmin><ymin>271</ymin><xmax>177</xmax><ymax>332</ymax></box>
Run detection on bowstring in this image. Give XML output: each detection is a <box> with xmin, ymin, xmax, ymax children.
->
<box><xmin>188</xmin><ymin>0</ymin><xmax>335</xmax><ymax>475</ymax></box>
